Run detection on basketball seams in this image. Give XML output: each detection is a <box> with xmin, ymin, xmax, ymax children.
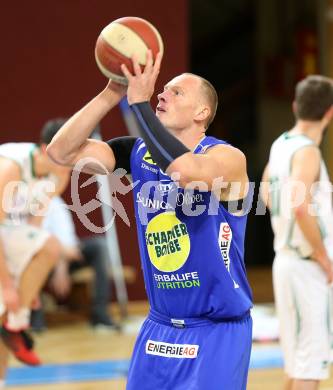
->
<box><xmin>94</xmin><ymin>54</ymin><xmax>128</xmax><ymax>85</ymax></box>
<box><xmin>118</xmin><ymin>17</ymin><xmax>163</xmax><ymax>58</ymax></box>
<box><xmin>141</xmin><ymin>19</ymin><xmax>164</xmax><ymax>57</ymax></box>
<box><xmin>101</xmin><ymin>23</ymin><xmax>149</xmax><ymax>64</ymax></box>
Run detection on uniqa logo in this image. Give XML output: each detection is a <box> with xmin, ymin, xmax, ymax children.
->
<box><xmin>156</xmin><ymin>180</ymin><xmax>178</xmax><ymax>195</ymax></box>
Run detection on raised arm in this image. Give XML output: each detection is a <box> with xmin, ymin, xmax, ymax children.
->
<box><xmin>47</xmin><ymin>82</ymin><xmax>126</xmax><ymax>174</ymax></box>
<box><xmin>121</xmin><ymin>51</ymin><xmax>248</xmax><ymax>193</ymax></box>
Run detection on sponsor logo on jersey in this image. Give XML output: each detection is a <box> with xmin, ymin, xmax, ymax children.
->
<box><xmin>145</xmin><ymin>212</ymin><xmax>190</xmax><ymax>272</ymax></box>
<box><xmin>137</xmin><ymin>191</ymin><xmax>174</xmax><ymax>211</ymax></box>
<box><xmin>153</xmin><ymin>271</ymin><xmax>201</xmax><ymax>289</ymax></box>
<box><xmin>141</xmin><ymin>162</ymin><xmax>159</xmax><ymax>174</ymax></box>
<box><xmin>136</xmin><ymin>189</ymin><xmax>204</xmax><ymax>212</ymax></box>
<box><xmin>143</xmin><ymin>150</ymin><xmax>156</xmax><ymax>165</ymax></box>
<box><xmin>156</xmin><ymin>180</ymin><xmax>178</xmax><ymax>196</ymax></box>
<box><xmin>146</xmin><ymin>340</ymin><xmax>199</xmax><ymax>358</ymax></box>
<box><xmin>218</xmin><ymin>222</ymin><xmax>239</xmax><ymax>288</ymax></box>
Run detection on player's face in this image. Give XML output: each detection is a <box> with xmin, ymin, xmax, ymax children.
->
<box><xmin>156</xmin><ymin>74</ymin><xmax>203</xmax><ymax>130</ymax></box>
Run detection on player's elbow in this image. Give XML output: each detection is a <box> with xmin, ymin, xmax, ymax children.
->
<box><xmin>293</xmin><ymin>202</ymin><xmax>309</xmax><ymax>219</ymax></box>
<box><xmin>46</xmin><ymin>143</ymin><xmax>72</xmax><ymax>166</ymax></box>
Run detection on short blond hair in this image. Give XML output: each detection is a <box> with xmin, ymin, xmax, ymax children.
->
<box><xmin>183</xmin><ymin>73</ymin><xmax>218</xmax><ymax>129</ymax></box>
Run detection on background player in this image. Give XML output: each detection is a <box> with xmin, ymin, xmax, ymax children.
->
<box><xmin>0</xmin><ymin>121</ymin><xmax>70</xmax><ymax>373</ymax></box>
<box><xmin>261</xmin><ymin>75</ymin><xmax>333</xmax><ymax>390</ymax></box>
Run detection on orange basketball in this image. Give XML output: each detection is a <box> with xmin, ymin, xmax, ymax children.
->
<box><xmin>95</xmin><ymin>16</ymin><xmax>164</xmax><ymax>85</ymax></box>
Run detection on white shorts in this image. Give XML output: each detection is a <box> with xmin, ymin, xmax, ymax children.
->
<box><xmin>0</xmin><ymin>223</ymin><xmax>50</xmax><ymax>315</ymax></box>
<box><xmin>273</xmin><ymin>249</ymin><xmax>332</xmax><ymax>380</ymax></box>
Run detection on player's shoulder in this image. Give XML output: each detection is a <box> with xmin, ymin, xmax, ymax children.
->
<box><xmin>0</xmin><ymin>155</ymin><xmax>21</xmax><ymax>181</ymax></box>
<box><xmin>202</xmin><ymin>136</ymin><xmax>245</xmax><ymax>160</ymax></box>
<box><xmin>132</xmin><ymin>137</ymin><xmax>147</xmax><ymax>154</ymax></box>
<box><xmin>273</xmin><ymin>131</ymin><xmax>315</xmax><ymax>149</ymax></box>
<box><xmin>0</xmin><ymin>142</ymin><xmax>36</xmax><ymax>178</ymax></box>
<box><xmin>0</xmin><ymin>141</ymin><xmax>35</xmax><ymax>152</ymax></box>
<box><xmin>293</xmin><ymin>142</ymin><xmax>321</xmax><ymax>162</ymax></box>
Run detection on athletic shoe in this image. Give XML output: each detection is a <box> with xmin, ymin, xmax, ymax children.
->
<box><xmin>0</xmin><ymin>326</ymin><xmax>41</xmax><ymax>366</ymax></box>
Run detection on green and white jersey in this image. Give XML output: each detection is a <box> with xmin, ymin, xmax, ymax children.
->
<box><xmin>268</xmin><ymin>132</ymin><xmax>333</xmax><ymax>257</ymax></box>
<box><xmin>0</xmin><ymin>143</ymin><xmax>55</xmax><ymax>224</ymax></box>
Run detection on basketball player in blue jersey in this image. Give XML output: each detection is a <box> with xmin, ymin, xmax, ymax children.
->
<box><xmin>48</xmin><ymin>51</ymin><xmax>253</xmax><ymax>390</ymax></box>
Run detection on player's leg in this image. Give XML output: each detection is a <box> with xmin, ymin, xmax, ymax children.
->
<box><xmin>197</xmin><ymin>315</ymin><xmax>253</xmax><ymax>390</ymax></box>
<box><xmin>284</xmin><ymin>376</ymin><xmax>294</xmax><ymax>390</ymax></box>
<box><xmin>18</xmin><ymin>235</ymin><xmax>60</xmax><ymax>308</ymax></box>
<box><xmin>292</xmin><ymin>380</ymin><xmax>319</xmax><ymax>390</ymax></box>
<box><xmin>291</xmin><ymin>260</ymin><xmax>329</xmax><ymax>389</ymax></box>
<box><xmin>272</xmin><ymin>252</ymin><xmax>298</xmax><ymax>381</ymax></box>
<box><xmin>127</xmin><ymin>313</ymin><xmax>252</xmax><ymax>390</ymax></box>
<box><xmin>0</xmin><ymin>227</ymin><xmax>60</xmax><ymax>365</ymax></box>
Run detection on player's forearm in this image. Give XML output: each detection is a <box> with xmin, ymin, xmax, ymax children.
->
<box><xmin>130</xmin><ymin>102</ymin><xmax>190</xmax><ymax>171</ymax></box>
<box><xmin>167</xmin><ymin>153</ymin><xmax>228</xmax><ymax>188</ymax></box>
<box><xmin>294</xmin><ymin>204</ymin><xmax>330</xmax><ymax>268</ymax></box>
<box><xmin>47</xmin><ymin>88</ymin><xmax>120</xmax><ymax>165</ymax></box>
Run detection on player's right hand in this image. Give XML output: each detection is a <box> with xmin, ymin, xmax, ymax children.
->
<box><xmin>121</xmin><ymin>50</ymin><xmax>162</xmax><ymax>105</ymax></box>
<box><xmin>3</xmin><ymin>285</ymin><xmax>20</xmax><ymax>312</ymax></box>
<box><xmin>311</xmin><ymin>249</ymin><xmax>333</xmax><ymax>284</ymax></box>
<box><xmin>319</xmin><ymin>258</ymin><xmax>333</xmax><ymax>284</ymax></box>
<box><xmin>325</xmin><ymin>263</ymin><xmax>333</xmax><ymax>284</ymax></box>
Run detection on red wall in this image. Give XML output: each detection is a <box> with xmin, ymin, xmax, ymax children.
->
<box><xmin>0</xmin><ymin>1</ymin><xmax>188</xmax><ymax>300</ymax></box>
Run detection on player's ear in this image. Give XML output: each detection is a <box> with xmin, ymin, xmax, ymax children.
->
<box><xmin>292</xmin><ymin>101</ymin><xmax>297</xmax><ymax>116</ymax></box>
<box><xmin>323</xmin><ymin>105</ymin><xmax>333</xmax><ymax>122</ymax></box>
<box><xmin>195</xmin><ymin>106</ymin><xmax>210</xmax><ymax>123</ymax></box>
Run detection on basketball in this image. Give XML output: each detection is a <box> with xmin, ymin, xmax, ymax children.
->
<box><xmin>95</xmin><ymin>16</ymin><xmax>164</xmax><ymax>85</ymax></box>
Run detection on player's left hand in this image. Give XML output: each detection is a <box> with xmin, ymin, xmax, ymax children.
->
<box><xmin>121</xmin><ymin>50</ymin><xmax>162</xmax><ymax>105</ymax></box>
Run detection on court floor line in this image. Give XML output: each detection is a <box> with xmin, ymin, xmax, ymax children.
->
<box><xmin>6</xmin><ymin>348</ymin><xmax>283</xmax><ymax>386</ymax></box>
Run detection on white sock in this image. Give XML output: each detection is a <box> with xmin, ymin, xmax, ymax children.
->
<box><xmin>6</xmin><ymin>308</ymin><xmax>30</xmax><ymax>331</ymax></box>
<box><xmin>0</xmin><ymin>379</ymin><xmax>5</xmax><ymax>389</ymax></box>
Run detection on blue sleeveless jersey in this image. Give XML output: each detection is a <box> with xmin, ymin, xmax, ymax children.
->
<box><xmin>130</xmin><ymin>136</ymin><xmax>253</xmax><ymax>320</ymax></box>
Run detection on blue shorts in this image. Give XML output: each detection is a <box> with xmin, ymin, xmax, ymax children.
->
<box><xmin>126</xmin><ymin>309</ymin><xmax>252</xmax><ymax>390</ymax></box>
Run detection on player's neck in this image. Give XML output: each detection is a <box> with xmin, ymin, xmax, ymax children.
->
<box><xmin>168</xmin><ymin>126</ymin><xmax>206</xmax><ymax>151</ymax></box>
<box><xmin>289</xmin><ymin>121</ymin><xmax>324</xmax><ymax>145</ymax></box>
<box><xmin>33</xmin><ymin>149</ymin><xmax>51</xmax><ymax>177</ymax></box>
